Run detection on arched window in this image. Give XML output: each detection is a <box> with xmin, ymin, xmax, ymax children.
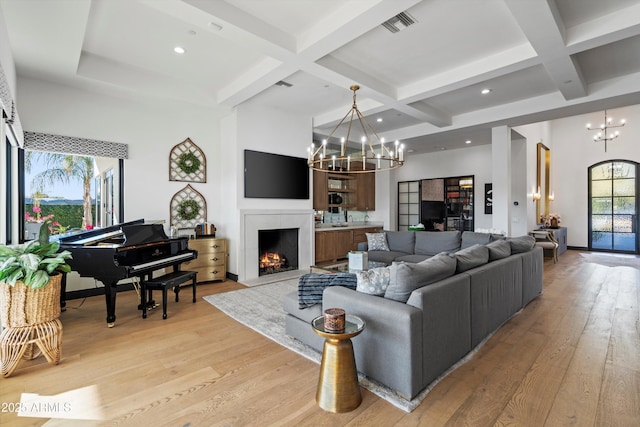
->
<box><xmin>588</xmin><ymin>160</ymin><xmax>639</xmax><ymax>253</ymax></box>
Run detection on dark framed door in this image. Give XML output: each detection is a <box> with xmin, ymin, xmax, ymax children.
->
<box><xmin>588</xmin><ymin>160</ymin><xmax>638</xmax><ymax>253</ymax></box>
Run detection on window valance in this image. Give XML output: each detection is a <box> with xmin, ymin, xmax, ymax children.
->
<box><xmin>24</xmin><ymin>131</ymin><xmax>128</xmax><ymax>159</ymax></box>
<box><xmin>0</xmin><ymin>62</ymin><xmax>24</xmax><ymax>146</ymax></box>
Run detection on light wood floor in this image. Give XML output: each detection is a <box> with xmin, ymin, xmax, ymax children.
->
<box><xmin>1</xmin><ymin>250</ymin><xmax>638</xmax><ymax>426</ymax></box>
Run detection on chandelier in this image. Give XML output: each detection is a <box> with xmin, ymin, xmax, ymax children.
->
<box><xmin>586</xmin><ymin>110</ymin><xmax>626</xmax><ymax>152</ymax></box>
<box><xmin>308</xmin><ymin>85</ymin><xmax>404</xmax><ymax>173</ymax></box>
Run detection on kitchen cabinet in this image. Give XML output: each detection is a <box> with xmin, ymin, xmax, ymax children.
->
<box><xmin>313</xmin><ymin>168</ymin><xmax>375</xmax><ymax>212</ymax></box>
<box><xmin>315</xmin><ymin>226</ymin><xmax>382</xmax><ymax>264</ymax></box>
<box><xmin>356</xmin><ymin>172</ymin><xmax>375</xmax><ymax>210</ymax></box>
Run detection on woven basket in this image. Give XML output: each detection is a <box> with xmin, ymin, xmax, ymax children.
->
<box><xmin>0</xmin><ymin>274</ymin><xmax>62</xmax><ymax>327</ymax></box>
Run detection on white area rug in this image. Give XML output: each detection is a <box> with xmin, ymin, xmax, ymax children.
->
<box><xmin>580</xmin><ymin>252</ymin><xmax>640</xmax><ymax>269</ymax></box>
<box><xmin>202</xmin><ymin>279</ymin><xmax>483</xmax><ymax>413</ymax></box>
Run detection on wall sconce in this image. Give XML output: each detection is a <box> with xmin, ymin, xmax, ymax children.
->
<box><xmin>548</xmin><ymin>191</ymin><xmax>555</xmax><ymax>201</ymax></box>
<box><xmin>532</xmin><ymin>186</ymin><xmax>541</xmax><ymax>202</ymax></box>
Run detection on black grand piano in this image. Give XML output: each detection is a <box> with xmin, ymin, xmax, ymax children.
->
<box><xmin>58</xmin><ymin>219</ymin><xmax>197</xmax><ymax>327</ymax></box>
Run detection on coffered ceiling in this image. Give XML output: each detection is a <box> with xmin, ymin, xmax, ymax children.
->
<box><xmin>1</xmin><ymin>0</ymin><xmax>640</xmax><ymax>154</ymax></box>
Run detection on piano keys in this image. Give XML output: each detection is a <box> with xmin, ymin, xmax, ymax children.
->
<box><xmin>58</xmin><ymin>220</ymin><xmax>197</xmax><ymax>327</ymax></box>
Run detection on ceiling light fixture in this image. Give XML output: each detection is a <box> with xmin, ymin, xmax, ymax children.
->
<box><xmin>586</xmin><ymin>110</ymin><xmax>626</xmax><ymax>152</ymax></box>
<box><xmin>465</xmin><ymin>140</ymin><xmax>471</xmax><ymax>144</ymax></box>
<box><xmin>173</xmin><ymin>46</ymin><xmax>186</xmax><ymax>54</ymax></box>
<box><xmin>481</xmin><ymin>88</ymin><xmax>491</xmax><ymax>95</ymax></box>
<box><xmin>307</xmin><ymin>85</ymin><xmax>404</xmax><ymax>174</ymax></box>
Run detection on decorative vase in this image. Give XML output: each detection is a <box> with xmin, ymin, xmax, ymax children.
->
<box><xmin>550</xmin><ymin>218</ymin><xmax>559</xmax><ymax>228</ymax></box>
<box><xmin>0</xmin><ymin>274</ymin><xmax>62</xmax><ymax>328</ymax></box>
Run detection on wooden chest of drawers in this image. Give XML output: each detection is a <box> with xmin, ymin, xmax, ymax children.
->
<box><xmin>183</xmin><ymin>237</ymin><xmax>227</xmax><ymax>283</ymax></box>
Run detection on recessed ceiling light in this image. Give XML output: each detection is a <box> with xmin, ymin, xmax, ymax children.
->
<box><xmin>174</xmin><ymin>46</ymin><xmax>186</xmax><ymax>54</ymax></box>
<box><xmin>465</xmin><ymin>140</ymin><xmax>471</xmax><ymax>144</ymax></box>
<box><xmin>377</xmin><ymin>118</ymin><xmax>383</xmax><ymax>122</ymax></box>
<box><xmin>481</xmin><ymin>88</ymin><xmax>491</xmax><ymax>95</ymax></box>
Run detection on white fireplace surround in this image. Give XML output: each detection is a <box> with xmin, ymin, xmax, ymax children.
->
<box><xmin>239</xmin><ymin>209</ymin><xmax>314</xmax><ymax>283</ymax></box>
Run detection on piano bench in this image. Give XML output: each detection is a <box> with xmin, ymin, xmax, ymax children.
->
<box><xmin>141</xmin><ymin>270</ymin><xmax>197</xmax><ymax>319</ymax></box>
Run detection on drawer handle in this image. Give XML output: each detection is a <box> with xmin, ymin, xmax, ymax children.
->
<box><xmin>212</xmin><ymin>270</ymin><xmax>218</xmax><ymax>274</ymax></box>
<box><xmin>211</xmin><ymin>257</ymin><xmax>219</xmax><ymax>261</ymax></box>
<box><xmin>212</xmin><ymin>244</ymin><xmax>219</xmax><ymax>248</ymax></box>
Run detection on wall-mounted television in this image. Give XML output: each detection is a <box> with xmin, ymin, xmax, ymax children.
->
<box><xmin>244</xmin><ymin>150</ymin><xmax>310</xmax><ymax>199</ymax></box>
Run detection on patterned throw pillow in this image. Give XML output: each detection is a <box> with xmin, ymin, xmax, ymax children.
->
<box><xmin>356</xmin><ymin>267</ymin><xmax>391</xmax><ymax>296</ymax></box>
<box><xmin>366</xmin><ymin>232</ymin><xmax>390</xmax><ymax>251</ymax></box>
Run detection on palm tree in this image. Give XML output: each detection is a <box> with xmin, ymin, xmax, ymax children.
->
<box><xmin>25</xmin><ymin>151</ymin><xmax>95</xmax><ymax>229</ymax></box>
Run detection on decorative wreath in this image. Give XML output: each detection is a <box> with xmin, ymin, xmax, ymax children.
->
<box><xmin>177</xmin><ymin>199</ymin><xmax>200</xmax><ymax>220</ymax></box>
<box><xmin>177</xmin><ymin>152</ymin><xmax>201</xmax><ymax>174</ymax></box>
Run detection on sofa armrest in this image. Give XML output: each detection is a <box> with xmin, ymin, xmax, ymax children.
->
<box><xmin>357</xmin><ymin>241</ymin><xmax>368</xmax><ymax>251</ymax></box>
<box><xmin>323</xmin><ymin>286</ymin><xmax>423</xmax><ymax>399</ymax></box>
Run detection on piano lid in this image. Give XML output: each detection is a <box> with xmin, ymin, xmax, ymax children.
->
<box><xmin>58</xmin><ymin>219</ymin><xmax>145</xmax><ymax>246</ymax></box>
<box><xmin>121</xmin><ymin>223</ymin><xmax>169</xmax><ymax>246</ymax></box>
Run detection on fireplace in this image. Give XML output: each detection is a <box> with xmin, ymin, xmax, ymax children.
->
<box><xmin>258</xmin><ymin>228</ymin><xmax>299</xmax><ymax>276</ymax></box>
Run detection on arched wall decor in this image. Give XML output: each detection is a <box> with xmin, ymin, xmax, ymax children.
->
<box><xmin>170</xmin><ymin>184</ymin><xmax>207</xmax><ymax>228</ymax></box>
<box><xmin>169</xmin><ymin>138</ymin><xmax>206</xmax><ymax>182</ymax></box>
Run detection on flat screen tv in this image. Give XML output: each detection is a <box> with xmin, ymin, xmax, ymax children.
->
<box><xmin>244</xmin><ymin>150</ymin><xmax>310</xmax><ymax>199</ymax></box>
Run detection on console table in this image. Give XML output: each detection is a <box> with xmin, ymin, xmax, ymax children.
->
<box><xmin>542</xmin><ymin>227</ymin><xmax>567</xmax><ymax>255</ymax></box>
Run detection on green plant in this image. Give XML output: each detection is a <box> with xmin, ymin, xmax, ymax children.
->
<box><xmin>177</xmin><ymin>199</ymin><xmax>200</xmax><ymax>220</ymax></box>
<box><xmin>177</xmin><ymin>152</ymin><xmax>201</xmax><ymax>174</ymax></box>
<box><xmin>0</xmin><ymin>220</ymin><xmax>72</xmax><ymax>289</ymax></box>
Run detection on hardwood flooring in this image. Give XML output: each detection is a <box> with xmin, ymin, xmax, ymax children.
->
<box><xmin>1</xmin><ymin>250</ymin><xmax>638</xmax><ymax>426</ymax></box>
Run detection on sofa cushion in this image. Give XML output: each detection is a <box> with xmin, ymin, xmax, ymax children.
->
<box><xmin>384</xmin><ymin>252</ymin><xmax>457</xmax><ymax>303</ymax></box>
<box><xmin>367</xmin><ymin>250</ymin><xmax>408</xmax><ymax>265</ymax></box>
<box><xmin>356</xmin><ymin>267</ymin><xmax>391</xmax><ymax>296</ymax></box>
<box><xmin>386</xmin><ymin>231</ymin><xmax>416</xmax><ymax>253</ymax></box>
<box><xmin>366</xmin><ymin>232</ymin><xmax>389</xmax><ymax>251</ymax></box>
<box><xmin>414</xmin><ymin>231</ymin><xmax>462</xmax><ymax>256</ymax></box>
<box><xmin>395</xmin><ymin>254</ymin><xmax>432</xmax><ymax>263</ymax></box>
<box><xmin>455</xmin><ymin>244</ymin><xmax>490</xmax><ymax>273</ymax></box>
<box><xmin>486</xmin><ymin>239</ymin><xmax>512</xmax><ymax>261</ymax></box>
<box><xmin>508</xmin><ymin>235</ymin><xmax>536</xmax><ymax>253</ymax></box>
<box><xmin>461</xmin><ymin>231</ymin><xmax>493</xmax><ymax>249</ymax></box>
<box><xmin>283</xmin><ymin>291</ymin><xmax>323</xmax><ymax>323</ymax></box>
<box><xmin>298</xmin><ymin>273</ymin><xmax>356</xmax><ymax>308</ymax></box>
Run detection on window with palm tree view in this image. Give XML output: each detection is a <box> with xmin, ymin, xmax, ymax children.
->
<box><xmin>24</xmin><ymin>150</ymin><xmax>117</xmax><ymax>240</ymax></box>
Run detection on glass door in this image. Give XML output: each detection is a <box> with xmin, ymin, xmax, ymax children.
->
<box><xmin>589</xmin><ymin>160</ymin><xmax>638</xmax><ymax>253</ymax></box>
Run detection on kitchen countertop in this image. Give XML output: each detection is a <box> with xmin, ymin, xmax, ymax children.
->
<box><xmin>315</xmin><ymin>222</ymin><xmax>383</xmax><ymax>231</ymax></box>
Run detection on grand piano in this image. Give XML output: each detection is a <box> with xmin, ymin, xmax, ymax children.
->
<box><xmin>58</xmin><ymin>219</ymin><xmax>197</xmax><ymax>327</ymax></box>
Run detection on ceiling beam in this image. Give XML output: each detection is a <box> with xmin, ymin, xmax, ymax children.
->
<box><xmin>504</xmin><ymin>0</ymin><xmax>587</xmax><ymax>100</ymax></box>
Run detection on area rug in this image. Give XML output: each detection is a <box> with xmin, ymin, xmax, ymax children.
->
<box><xmin>202</xmin><ymin>279</ymin><xmax>486</xmax><ymax>413</ymax></box>
<box><xmin>579</xmin><ymin>252</ymin><xmax>639</xmax><ymax>269</ymax></box>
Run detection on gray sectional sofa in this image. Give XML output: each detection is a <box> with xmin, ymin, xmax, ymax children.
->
<box><xmin>283</xmin><ymin>230</ymin><xmax>543</xmax><ymax>400</ymax></box>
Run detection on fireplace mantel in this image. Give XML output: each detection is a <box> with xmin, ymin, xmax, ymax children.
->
<box><xmin>239</xmin><ymin>209</ymin><xmax>314</xmax><ymax>282</ymax></box>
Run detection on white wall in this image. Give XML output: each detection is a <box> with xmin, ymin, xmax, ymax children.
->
<box><xmin>546</xmin><ymin>105</ymin><xmax>640</xmax><ymax>248</ymax></box>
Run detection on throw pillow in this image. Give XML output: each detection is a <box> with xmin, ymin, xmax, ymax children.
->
<box><xmin>508</xmin><ymin>235</ymin><xmax>536</xmax><ymax>253</ymax></box>
<box><xmin>455</xmin><ymin>244</ymin><xmax>489</xmax><ymax>273</ymax></box>
<box><xmin>486</xmin><ymin>239</ymin><xmax>511</xmax><ymax>261</ymax></box>
<box><xmin>384</xmin><ymin>252</ymin><xmax>457</xmax><ymax>303</ymax></box>
<box><xmin>366</xmin><ymin>232</ymin><xmax>390</xmax><ymax>251</ymax></box>
<box><xmin>356</xmin><ymin>267</ymin><xmax>391</xmax><ymax>296</ymax></box>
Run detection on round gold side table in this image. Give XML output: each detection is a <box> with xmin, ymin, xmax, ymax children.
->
<box><xmin>311</xmin><ymin>314</ymin><xmax>365</xmax><ymax>413</ymax></box>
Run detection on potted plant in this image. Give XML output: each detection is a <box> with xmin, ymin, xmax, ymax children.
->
<box><xmin>0</xmin><ymin>221</ymin><xmax>72</xmax><ymax>328</ymax></box>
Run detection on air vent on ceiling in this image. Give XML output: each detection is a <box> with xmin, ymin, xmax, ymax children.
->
<box><xmin>382</xmin><ymin>11</ymin><xmax>417</xmax><ymax>33</ymax></box>
<box><xmin>275</xmin><ymin>80</ymin><xmax>293</xmax><ymax>88</ymax></box>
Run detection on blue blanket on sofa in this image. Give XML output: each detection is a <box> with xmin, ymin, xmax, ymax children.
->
<box><xmin>298</xmin><ymin>273</ymin><xmax>357</xmax><ymax>308</ymax></box>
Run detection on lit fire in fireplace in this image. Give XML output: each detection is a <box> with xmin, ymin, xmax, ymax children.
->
<box><xmin>260</xmin><ymin>252</ymin><xmax>286</xmax><ymax>270</ymax></box>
